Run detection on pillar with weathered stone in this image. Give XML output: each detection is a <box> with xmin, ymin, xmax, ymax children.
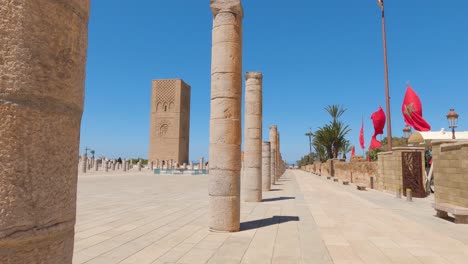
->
<box><xmin>200</xmin><ymin>157</ymin><xmax>205</xmax><ymax>170</ymax></box>
<box><xmin>262</xmin><ymin>142</ymin><xmax>271</xmax><ymax>191</ymax></box>
<box><xmin>209</xmin><ymin>0</ymin><xmax>243</xmax><ymax>232</ymax></box>
<box><xmin>0</xmin><ymin>1</ymin><xmax>90</xmax><ymax>262</ymax></box>
<box><xmin>104</xmin><ymin>161</ymin><xmax>108</xmax><ymax>172</ymax></box>
<box><xmin>242</xmin><ymin>72</ymin><xmax>263</xmax><ymax>202</ymax></box>
<box><xmin>269</xmin><ymin>125</ymin><xmax>278</xmax><ymax>184</ymax></box>
<box><xmin>271</xmin><ymin>149</ymin><xmax>276</xmax><ymax>185</ymax></box>
<box><xmin>82</xmin><ymin>154</ymin><xmax>88</xmax><ymax>173</ymax></box>
<box><xmin>138</xmin><ymin>160</ymin><xmax>142</xmax><ymax>171</ymax></box>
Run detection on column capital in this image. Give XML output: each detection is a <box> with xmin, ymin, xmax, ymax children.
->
<box><xmin>269</xmin><ymin>125</ymin><xmax>278</xmax><ymax>130</ymax></box>
<box><xmin>245</xmin><ymin>72</ymin><xmax>263</xmax><ymax>80</ymax></box>
<box><xmin>210</xmin><ymin>0</ymin><xmax>244</xmax><ymax>17</ymax></box>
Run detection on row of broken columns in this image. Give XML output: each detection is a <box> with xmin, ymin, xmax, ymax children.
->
<box><xmin>0</xmin><ymin>0</ymin><xmax>284</xmax><ymax>262</ymax></box>
<box><xmin>209</xmin><ymin>0</ymin><xmax>286</xmax><ymax>232</ymax></box>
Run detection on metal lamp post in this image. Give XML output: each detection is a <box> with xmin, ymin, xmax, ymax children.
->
<box><xmin>403</xmin><ymin>125</ymin><xmax>412</xmax><ymax>144</ymax></box>
<box><xmin>305</xmin><ymin>129</ymin><xmax>313</xmax><ymax>164</ymax></box>
<box><xmin>378</xmin><ymin>0</ymin><xmax>393</xmax><ymax>151</ymax></box>
<box><xmin>446</xmin><ymin>109</ymin><xmax>459</xmax><ymax>139</ymax></box>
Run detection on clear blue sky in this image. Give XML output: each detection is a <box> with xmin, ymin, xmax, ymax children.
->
<box><xmin>80</xmin><ymin>0</ymin><xmax>468</xmax><ymax>164</ymax></box>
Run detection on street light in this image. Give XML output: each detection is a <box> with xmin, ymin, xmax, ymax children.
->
<box><xmin>377</xmin><ymin>0</ymin><xmax>393</xmax><ymax>151</ymax></box>
<box><xmin>305</xmin><ymin>129</ymin><xmax>313</xmax><ymax>164</ymax></box>
<box><xmin>403</xmin><ymin>125</ymin><xmax>412</xmax><ymax>139</ymax></box>
<box><xmin>446</xmin><ymin>109</ymin><xmax>459</xmax><ymax>139</ymax></box>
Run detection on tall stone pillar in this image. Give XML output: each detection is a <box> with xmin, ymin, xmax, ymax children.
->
<box><xmin>138</xmin><ymin>160</ymin><xmax>142</xmax><ymax>171</ymax></box>
<box><xmin>0</xmin><ymin>1</ymin><xmax>90</xmax><ymax>263</ymax></box>
<box><xmin>82</xmin><ymin>154</ymin><xmax>88</xmax><ymax>173</ymax></box>
<box><xmin>262</xmin><ymin>142</ymin><xmax>271</xmax><ymax>191</ymax></box>
<box><xmin>209</xmin><ymin>0</ymin><xmax>243</xmax><ymax>232</ymax></box>
<box><xmin>104</xmin><ymin>161</ymin><xmax>108</xmax><ymax>172</ymax></box>
<box><xmin>277</xmin><ymin>132</ymin><xmax>281</xmax><ymax>179</ymax></box>
<box><xmin>200</xmin><ymin>157</ymin><xmax>205</xmax><ymax>170</ymax></box>
<box><xmin>242</xmin><ymin>72</ymin><xmax>263</xmax><ymax>202</ymax></box>
<box><xmin>271</xmin><ymin>149</ymin><xmax>276</xmax><ymax>185</ymax></box>
<box><xmin>269</xmin><ymin>126</ymin><xmax>278</xmax><ymax>184</ymax></box>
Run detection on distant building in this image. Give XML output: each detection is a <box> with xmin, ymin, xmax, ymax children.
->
<box><xmin>408</xmin><ymin>128</ymin><xmax>468</xmax><ymax>147</ymax></box>
<box><xmin>149</xmin><ymin>79</ymin><xmax>191</xmax><ymax>164</ymax></box>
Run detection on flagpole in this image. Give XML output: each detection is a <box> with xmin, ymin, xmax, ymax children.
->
<box><xmin>379</xmin><ymin>0</ymin><xmax>393</xmax><ymax>151</ymax></box>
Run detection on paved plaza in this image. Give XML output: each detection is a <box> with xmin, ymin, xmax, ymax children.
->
<box><xmin>73</xmin><ymin>170</ymin><xmax>468</xmax><ymax>264</ymax></box>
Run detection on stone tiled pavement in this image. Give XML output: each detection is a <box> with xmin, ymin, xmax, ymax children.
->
<box><xmin>73</xmin><ymin>170</ymin><xmax>468</xmax><ymax>264</ymax></box>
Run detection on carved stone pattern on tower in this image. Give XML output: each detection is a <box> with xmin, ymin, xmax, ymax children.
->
<box><xmin>155</xmin><ymin>79</ymin><xmax>176</xmax><ymax>112</ymax></box>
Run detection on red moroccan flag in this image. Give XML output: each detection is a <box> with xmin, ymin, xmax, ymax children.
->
<box><xmin>351</xmin><ymin>146</ymin><xmax>356</xmax><ymax>157</ymax></box>
<box><xmin>402</xmin><ymin>86</ymin><xmax>431</xmax><ymax>131</ymax></box>
<box><xmin>359</xmin><ymin>120</ymin><xmax>365</xmax><ymax>149</ymax></box>
<box><xmin>370</xmin><ymin>106</ymin><xmax>386</xmax><ymax>149</ymax></box>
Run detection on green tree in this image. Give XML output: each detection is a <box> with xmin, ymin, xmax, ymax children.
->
<box><xmin>340</xmin><ymin>140</ymin><xmax>352</xmax><ymax>160</ymax></box>
<box><xmin>312</xmin><ymin>105</ymin><xmax>351</xmax><ymax>159</ymax></box>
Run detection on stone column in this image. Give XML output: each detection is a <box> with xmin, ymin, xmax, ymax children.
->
<box><xmin>123</xmin><ymin>159</ymin><xmax>127</xmax><ymax>172</ymax></box>
<box><xmin>95</xmin><ymin>159</ymin><xmax>99</xmax><ymax>171</ymax></box>
<box><xmin>271</xmin><ymin>149</ymin><xmax>276</xmax><ymax>185</ymax></box>
<box><xmin>112</xmin><ymin>162</ymin><xmax>116</xmax><ymax>171</ymax></box>
<box><xmin>277</xmin><ymin>132</ymin><xmax>281</xmax><ymax>179</ymax></box>
<box><xmin>150</xmin><ymin>161</ymin><xmax>154</xmax><ymax>171</ymax></box>
<box><xmin>138</xmin><ymin>160</ymin><xmax>142</xmax><ymax>171</ymax></box>
<box><xmin>200</xmin><ymin>157</ymin><xmax>204</xmax><ymax>170</ymax></box>
<box><xmin>269</xmin><ymin>126</ymin><xmax>278</xmax><ymax>184</ymax></box>
<box><xmin>0</xmin><ymin>1</ymin><xmax>90</xmax><ymax>263</ymax></box>
<box><xmin>104</xmin><ymin>161</ymin><xmax>108</xmax><ymax>172</ymax></box>
<box><xmin>82</xmin><ymin>154</ymin><xmax>88</xmax><ymax>173</ymax></box>
<box><xmin>242</xmin><ymin>72</ymin><xmax>263</xmax><ymax>202</ymax></box>
<box><xmin>209</xmin><ymin>0</ymin><xmax>243</xmax><ymax>232</ymax></box>
<box><xmin>262</xmin><ymin>142</ymin><xmax>271</xmax><ymax>191</ymax></box>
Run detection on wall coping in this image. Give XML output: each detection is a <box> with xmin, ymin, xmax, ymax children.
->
<box><xmin>391</xmin><ymin>147</ymin><xmax>425</xmax><ymax>151</ymax></box>
<box><xmin>432</xmin><ymin>139</ymin><xmax>459</xmax><ymax>146</ymax></box>
<box><xmin>378</xmin><ymin>151</ymin><xmax>393</xmax><ymax>156</ymax></box>
<box><xmin>441</xmin><ymin>142</ymin><xmax>468</xmax><ymax>152</ymax></box>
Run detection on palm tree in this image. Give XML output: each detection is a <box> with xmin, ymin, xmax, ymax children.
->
<box><xmin>312</xmin><ymin>104</ymin><xmax>351</xmax><ymax>159</ymax></box>
<box><xmin>340</xmin><ymin>140</ymin><xmax>352</xmax><ymax>160</ymax></box>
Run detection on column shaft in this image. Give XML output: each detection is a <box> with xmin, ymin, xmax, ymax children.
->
<box><xmin>269</xmin><ymin>126</ymin><xmax>278</xmax><ymax>184</ymax></box>
<box><xmin>209</xmin><ymin>0</ymin><xmax>243</xmax><ymax>232</ymax></box>
<box><xmin>242</xmin><ymin>72</ymin><xmax>263</xmax><ymax>202</ymax></box>
<box><xmin>262</xmin><ymin>142</ymin><xmax>271</xmax><ymax>191</ymax></box>
<box><xmin>0</xmin><ymin>0</ymin><xmax>90</xmax><ymax>262</ymax></box>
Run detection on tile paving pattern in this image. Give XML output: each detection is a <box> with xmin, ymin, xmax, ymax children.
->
<box><xmin>73</xmin><ymin>170</ymin><xmax>468</xmax><ymax>264</ymax></box>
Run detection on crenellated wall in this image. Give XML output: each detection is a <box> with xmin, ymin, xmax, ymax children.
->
<box><xmin>302</xmin><ymin>159</ymin><xmax>378</xmax><ymax>188</ymax></box>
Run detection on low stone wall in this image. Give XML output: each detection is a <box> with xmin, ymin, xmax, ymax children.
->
<box><xmin>377</xmin><ymin>147</ymin><xmax>425</xmax><ymax>195</ymax></box>
<box><xmin>301</xmin><ymin>159</ymin><xmax>378</xmax><ymax>188</ymax></box>
<box><xmin>432</xmin><ymin>140</ymin><xmax>468</xmax><ymax>208</ymax></box>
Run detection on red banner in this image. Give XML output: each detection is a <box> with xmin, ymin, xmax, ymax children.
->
<box><xmin>402</xmin><ymin>86</ymin><xmax>431</xmax><ymax>131</ymax></box>
<box><xmin>370</xmin><ymin>106</ymin><xmax>386</xmax><ymax>149</ymax></box>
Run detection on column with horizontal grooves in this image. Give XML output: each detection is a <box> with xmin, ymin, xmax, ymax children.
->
<box><xmin>242</xmin><ymin>72</ymin><xmax>263</xmax><ymax>202</ymax></box>
<box><xmin>0</xmin><ymin>0</ymin><xmax>90</xmax><ymax>262</ymax></box>
<box><xmin>209</xmin><ymin>0</ymin><xmax>244</xmax><ymax>232</ymax></box>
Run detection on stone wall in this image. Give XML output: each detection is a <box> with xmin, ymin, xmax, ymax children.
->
<box><xmin>302</xmin><ymin>159</ymin><xmax>378</xmax><ymax>188</ymax></box>
<box><xmin>377</xmin><ymin>147</ymin><xmax>425</xmax><ymax>195</ymax></box>
<box><xmin>432</xmin><ymin>140</ymin><xmax>468</xmax><ymax>208</ymax></box>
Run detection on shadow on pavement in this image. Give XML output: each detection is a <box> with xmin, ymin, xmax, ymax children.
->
<box><xmin>240</xmin><ymin>216</ymin><xmax>300</xmax><ymax>231</ymax></box>
<box><xmin>262</xmin><ymin>196</ymin><xmax>295</xmax><ymax>202</ymax></box>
